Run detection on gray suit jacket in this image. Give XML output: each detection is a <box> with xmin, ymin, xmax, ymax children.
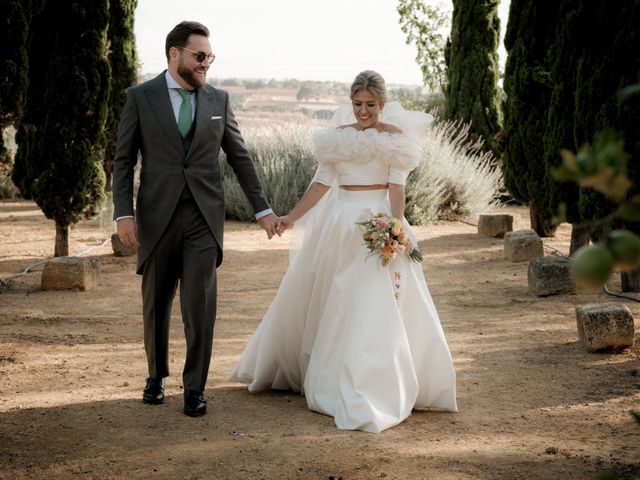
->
<box><xmin>112</xmin><ymin>72</ymin><xmax>270</xmax><ymax>273</ymax></box>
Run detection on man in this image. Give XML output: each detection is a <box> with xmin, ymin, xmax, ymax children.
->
<box><xmin>112</xmin><ymin>20</ymin><xmax>278</xmax><ymax>417</ymax></box>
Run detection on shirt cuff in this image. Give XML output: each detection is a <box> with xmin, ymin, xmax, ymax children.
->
<box><xmin>255</xmin><ymin>209</ymin><xmax>273</xmax><ymax>220</ymax></box>
<box><xmin>116</xmin><ymin>215</ymin><xmax>135</xmax><ymax>221</ymax></box>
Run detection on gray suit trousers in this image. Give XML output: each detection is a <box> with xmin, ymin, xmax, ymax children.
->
<box><xmin>141</xmin><ymin>188</ymin><xmax>218</xmax><ymax>393</ymax></box>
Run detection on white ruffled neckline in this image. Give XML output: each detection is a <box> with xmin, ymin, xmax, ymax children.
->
<box><xmin>336</xmin><ymin>126</ymin><xmax>404</xmax><ymax>137</ymax></box>
<box><xmin>310</xmin><ymin>101</ymin><xmax>432</xmax><ymax>169</ymax></box>
<box><xmin>312</xmin><ymin>124</ymin><xmax>422</xmax><ymax>168</ymax></box>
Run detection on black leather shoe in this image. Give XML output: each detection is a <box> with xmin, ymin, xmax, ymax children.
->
<box><xmin>142</xmin><ymin>377</ymin><xmax>164</xmax><ymax>405</ymax></box>
<box><xmin>184</xmin><ymin>390</ymin><xmax>207</xmax><ymax>417</ymax></box>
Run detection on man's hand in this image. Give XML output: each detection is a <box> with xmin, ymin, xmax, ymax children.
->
<box><xmin>257</xmin><ymin>213</ymin><xmax>279</xmax><ymax>239</ymax></box>
<box><xmin>117</xmin><ymin>217</ymin><xmax>140</xmax><ymax>248</ymax></box>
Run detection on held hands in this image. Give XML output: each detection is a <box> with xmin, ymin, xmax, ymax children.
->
<box><xmin>257</xmin><ymin>214</ymin><xmax>296</xmax><ymax>239</ymax></box>
<box><xmin>257</xmin><ymin>213</ymin><xmax>279</xmax><ymax>239</ymax></box>
<box><xmin>117</xmin><ymin>217</ymin><xmax>140</xmax><ymax>248</ymax></box>
<box><xmin>276</xmin><ymin>215</ymin><xmax>294</xmax><ymax>236</ymax></box>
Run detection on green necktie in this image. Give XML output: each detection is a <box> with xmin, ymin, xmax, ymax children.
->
<box><xmin>176</xmin><ymin>88</ymin><xmax>193</xmax><ymax>137</ymax></box>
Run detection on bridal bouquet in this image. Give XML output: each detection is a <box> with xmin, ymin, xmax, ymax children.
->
<box><xmin>356</xmin><ymin>213</ymin><xmax>423</xmax><ymax>266</ymax></box>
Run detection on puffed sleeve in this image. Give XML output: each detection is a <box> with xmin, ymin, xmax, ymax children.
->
<box><xmin>312</xmin><ymin>162</ymin><xmax>337</xmax><ymax>186</ymax></box>
<box><xmin>388</xmin><ymin>165</ymin><xmax>412</xmax><ymax>185</ymax></box>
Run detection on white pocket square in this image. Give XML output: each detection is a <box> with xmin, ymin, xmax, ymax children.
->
<box><xmin>211</xmin><ymin>116</ymin><xmax>222</xmax><ymax>120</ymax></box>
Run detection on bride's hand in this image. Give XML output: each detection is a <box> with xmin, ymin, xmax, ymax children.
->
<box><xmin>276</xmin><ymin>215</ymin><xmax>294</xmax><ymax>235</ymax></box>
<box><xmin>405</xmin><ymin>238</ymin><xmax>413</xmax><ymax>252</ymax></box>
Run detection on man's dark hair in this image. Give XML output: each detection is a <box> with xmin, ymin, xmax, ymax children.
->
<box><xmin>165</xmin><ymin>21</ymin><xmax>209</xmax><ymax>60</ymax></box>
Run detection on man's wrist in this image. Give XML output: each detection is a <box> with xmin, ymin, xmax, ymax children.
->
<box><xmin>255</xmin><ymin>208</ymin><xmax>273</xmax><ymax>220</ymax></box>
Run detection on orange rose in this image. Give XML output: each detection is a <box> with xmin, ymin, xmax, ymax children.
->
<box><xmin>380</xmin><ymin>245</ymin><xmax>394</xmax><ymax>255</ymax></box>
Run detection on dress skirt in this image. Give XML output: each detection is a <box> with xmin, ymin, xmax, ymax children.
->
<box><xmin>229</xmin><ymin>188</ymin><xmax>457</xmax><ymax>433</ymax></box>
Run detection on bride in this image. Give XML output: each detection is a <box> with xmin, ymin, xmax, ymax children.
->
<box><xmin>229</xmin><ymin>70</ymin><xmax>458</xmax><ymax>433</ymax></box>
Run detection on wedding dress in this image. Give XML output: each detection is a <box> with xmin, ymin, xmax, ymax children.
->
<box><xmin>229</xmin><ymin>102</ymin><xmax>458</xmax><ymax>433</ymax></box>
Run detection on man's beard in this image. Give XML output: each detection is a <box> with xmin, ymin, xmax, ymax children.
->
<box><xmin>178</xmin><ymin>60</ymin><xmax>205</xmax><ymax>89</ymax></box>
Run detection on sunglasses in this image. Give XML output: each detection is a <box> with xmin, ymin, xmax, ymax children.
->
<box><xmin>180</xmin><ymin>47</ymin><xmax>216</xmax><ymax>65</ymax></box>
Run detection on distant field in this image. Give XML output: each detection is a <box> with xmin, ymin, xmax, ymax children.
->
<box><xmin>222</xmin><ymin>85</ymin><xmax>348</xmax><ymax>127</ymax></box>
<box><xmin>226</xmin><ymin>85</ymin><xmax>348</xmax><ymax>115</ymax></box>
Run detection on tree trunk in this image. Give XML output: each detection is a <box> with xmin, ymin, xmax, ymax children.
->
<box><xmin>569</xmin><ymin>223</ymin><xmax>590</xmax><ymax>255</ymax></box>
<box><xmin>54</xmin><ymin>222</ymin><xmax>69</xmax><ymax>257</ymax></box>
<box><xmin>529</xmin><ymin>203</ymin><xmax>558</xmax><ymax>237</ymax></box>
<box><xmin>621</xmin><ymin>270</ymin><xmax>640</xmax><ymax>292</ymax></box>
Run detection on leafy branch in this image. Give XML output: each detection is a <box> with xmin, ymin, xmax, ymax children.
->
<box><xmin>397</xmin><ymin>0</ymin><xmax>449</xmax><ymax>92</ymax></box>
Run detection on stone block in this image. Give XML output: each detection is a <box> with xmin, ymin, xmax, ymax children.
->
<box><xmin>528</xmin><ymin>256</ymin><xmax>575</xmax><ymax>296</ymax></box>
<box><xmin>575</xmin><ymin>303</ymin><xmax>635</xmax><ymax>352</ymax></box>
<box><xmin>478</xmin><ymin>214</ymin><xmax>514</xmax><ymax>238</ymax></box>
<box><xmin>504</xmin><ymin>229</ymin><xmax>543</xmax><ymax>262</ymax></box>
<box><xmin>111</xmin><ymin>233</ymin><xmax>137</xmax><ymax>257</ymax></box>
<box><xmin>41</xmin><ymin>256</ymin><xmax>100</xmax><ymax>291</ymax></box>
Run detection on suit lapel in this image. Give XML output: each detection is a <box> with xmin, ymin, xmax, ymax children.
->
<box><xmin>144</xmin><ymin>72</ymin><xmax>184</xmax><ymax>157</ymax></box>
<box><xmin>186</xmin><ymin>86</ymin><xmax>215</xmax><ymax>159</ymax></box>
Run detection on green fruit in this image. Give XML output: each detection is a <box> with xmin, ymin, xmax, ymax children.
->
<box><xmin>607</xmin><ymin>229</ymin><xmax>640</xmax><ymax>271</ymax></box>
<box><xmin>571</xmin><ymin>244</ymin><xmax>615</xmax><ymax>289</ymax></box>
<box><xmin>576</xmin><ymin>151</ymin><xmax>594</xmax><ymax>174</ymax></box>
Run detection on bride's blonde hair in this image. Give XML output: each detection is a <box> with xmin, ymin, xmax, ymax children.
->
<box><xmin>350</xmin><ymin>70</ymin><xmax>387</xmax><ymax>106</ymax></box>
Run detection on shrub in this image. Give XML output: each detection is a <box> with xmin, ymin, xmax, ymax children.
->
<box><xmin>0</xmin><ymin>128</ymin><xmax>18</xmax><ymax>199</ymax></box>
<box><xmin>391</xmin><ymin>88</ymin><xmax>446</xmax><ymax>114</ymax></box>
<box><xmin>220</xmin><ymin>118</ymin><xmax>501</xmax><ymax>224</ymax></box>
<box><xmin>219</xmin><ymin>125</ymin><xmax>316</xmax><ymax>219</ymax></box>
<box><xmin>0</xmin><ymin>174</ymin><xmax>18</xmax><ymax>200</ymax></box>
<box><xmin>405</xmin><ymin>147</ymin><xmax>446</xmax><ymax>225</ymax></box>
<box><xmin>415</xmin><ymin>116</ymin><xmax>501</xmax><ymax>223</ymax></box>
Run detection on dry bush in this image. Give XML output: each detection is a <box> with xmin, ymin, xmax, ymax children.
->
<box><xmin>220</xmin><ymin>118</ymin><xmax>501</xmax><ymax>224</ymax></box>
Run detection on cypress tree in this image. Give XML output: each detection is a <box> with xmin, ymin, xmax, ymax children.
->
<box><xmin>104</xmin><ymin>0</ymin><xmax>138</xmax><ymax>191</ymax></box>
<box><xmin>0</xmin><ymin>0</ymin><xmax>29</xmax><ymax>169</ymax></box>
<box><xmin>573</xmin><ymin>0</ymin><xmax>640</xmax><ymax>288</ymax></box>
<box><xmin>445</xmin><ymin>0</ymin><xmax>502</xmax><ymax>158</ymax></box>
<box><xmin>502</xmin><ymin>0</ymin><xmax>560</xmax><ymax>236</ymax></box>
<box><xmin>574</xmin><ymin>0</ymin><xmax>640</xmax><ymax>221</ymax></box>
<box><xmin>540</xmin><ymin>0</ymin><xmax>584</xmax><ymax>251</ymax></box>
<box><xmin>12</xmin><ymin>0</ymin><xmax>111</xmax><ymax>257</ymax></box>
<box><xmin>541</xmin><ymin>1</ymin><xmax>640</xmax><ymax>255</ymax></box>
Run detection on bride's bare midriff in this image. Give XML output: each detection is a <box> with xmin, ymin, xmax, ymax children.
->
<box><xmin>339</xmin><ymin>184</ymin><xmax>388</xmax><ymax>191</ymax></box>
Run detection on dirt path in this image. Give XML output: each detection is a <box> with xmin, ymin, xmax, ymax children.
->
<box><xmin>0</xmin><ymin>200</ymin><xmax>638</xmax><ymax>480</ymax></box>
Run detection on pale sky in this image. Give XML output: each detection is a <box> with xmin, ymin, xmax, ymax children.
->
<box><xmin>134</xmin><ymin>0</ymin><xmax>510</xmax><ymax>86</ymax></box>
